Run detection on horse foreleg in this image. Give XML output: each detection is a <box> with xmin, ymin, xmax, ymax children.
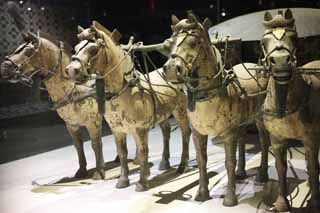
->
<box><xmin>87</xmin><ymin>120</ymin><xmax>105</xmax><ymax>180</ymax></box>
<box><xmin>256</xmin><ymin>121</ymin><xmax>270</xmax><ymax>183</ymax></box>
<box><xmin>173</xmin><ymin>109</ymin><xmax>191</xmax><ymax>174</ymax></box>
<box><xmin>193</xmin><ymin>129</ymin><xmax>209</xmax><ymax>201</ymax></box>
<box><xmin>305</xmin><ymin>138</ymin><xmax>320</xmax><ymax>212</ymax></box>
<box><xmin>223</xmin><ymin>133</ymin><xmax>238</xmax><ymax>207</ymax></box>
<box><xmin>114</xmin><ymin>132</ymin><xmax>129</xmax><ymax>188</ymax></box>
<box><xmin>236</xmin><ymin>128</ymin><xmax>247</xmax><ymax>179</ymax></box>
<box><xmin>272</xmin><ymin>137</ymin><xmax>290</xmax><ymax>212</ymax></box>
<box><xmin>158</xmin><ymin>120</ymin><xmax>171</xmax><ymax>170</ymax></box>
<box><xmin>133</xmin><ymin>128</ymin><xmax>150</xmax><ymax>192</ymax></box>
<box><xmin>66</xmin><ymin>123</ymin><xmax>88</xmax><ymax>178</ymax></box>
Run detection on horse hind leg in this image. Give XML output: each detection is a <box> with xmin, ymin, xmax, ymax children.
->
<box><xmin>158</xmin><ymin>120</ymin><xmax>171</xmax><ymax>170</ymax></box>
<box><xmin>87</xmin><ymin>119</ymin><xmax>105</xmax><ymax>180</ymax></box>
<box><xmin>305</xmin><ymin>138</ymin><xmax>320</xmax><ymax>212</ymax></box>
<box><xmin>66</xmin><ymin>123</ymin><xmax>88</xmax><ymax>178</ymax></box>
<box><xmin>255</xmin><ymin>121</ymin><xmax>270</xmax><ymax>183</ymax></box>
<box><xmin>172</xmin><ymin>107</ymin><xmax>191</xmax><ymax>174</ymax></box>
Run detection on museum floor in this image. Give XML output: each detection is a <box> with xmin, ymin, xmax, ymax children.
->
<box><xmin>0</xmin><ymin>121</ymin><xmax>317</xmax><ymax>213</ymax></box>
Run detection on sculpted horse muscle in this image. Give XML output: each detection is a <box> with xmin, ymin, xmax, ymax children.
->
<box><xmin>163</xmin><ymin>13</ymin><xmax>270</xmax><ymax>206</ymax></box>
<box><xmin>261</xmin><ymin>9</ymin><xmax>320</xmax><ymax>212</ymax></box>
<box><xmin>65</xmin><ymin>21</ymin><xmax>191</xmax><ymax>191</ymax></box>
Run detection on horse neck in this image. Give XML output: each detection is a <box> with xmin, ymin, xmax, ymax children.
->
<box><xmin>102</xmin><ymin>39</ymin><xmax>127</xmax><ymax>93</ymax></box>
<box><xmin>196</xmin><ymin>43</ymin><xmax>222</xmax><ymax>89</ymax></box>
<box><xmin>39</xmin><ymin>39</ymin><xmax>74</xmax><ymax>103</ymax></box>
<box><xmin>265</xmin><ymin>74</ymin><xmax>309</xmax><ymax>112</ymax></box>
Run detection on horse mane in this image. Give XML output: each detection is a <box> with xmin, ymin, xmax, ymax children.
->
<box><xmin>39</xmin><ymin>31</ymin><xmax>73</xmax><ymax>55</ymax></box>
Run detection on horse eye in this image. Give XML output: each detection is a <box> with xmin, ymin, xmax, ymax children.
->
<box><xmin>90</xmin><ymin>48</ymin><xmax>98</xmax><ymax>55</ymax></box>
<box><xmin>24</xmin><ymin>48</ymin><xmax>33</xmax><ymax>57</ymax></box>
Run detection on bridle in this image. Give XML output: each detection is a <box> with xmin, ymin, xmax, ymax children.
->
<box><xmin>170</xmin><ymin>30</ymin><xmax>224</xmax><ymax>95</ymax></box>
<box><xmin>260</xmin><ymin>27</ymin><xmax>298</xmax><ymax>72</ymax></box>
<box><xmin>71</xmin><ymin>39</ymin><xmax>106</xmax><ymax>78</ymax></box>
<box><xmin>4</xmin><ymin>37</ymin><xmax>61</xmax><ymax>84</ymax></box>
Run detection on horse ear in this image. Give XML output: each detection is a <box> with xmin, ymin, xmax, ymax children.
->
<box><xmin>202</xmin><ymin>18</ymin><xmax>212</xmax><ymax>30</ymax></box>
<box><xmin>284</xmin><ymin>9</ymin><xmax>293</xmax><ymax>20</ymax></box>
<box><xmin>27</xmin><ymin>31</ymin><xmax>38</xmax><ymax>42</ymax></box>
<box><xmin>264</xmin><ymin>12</ymin><xmax>273</xmax><ymax>21</ymax></box>
<box><xmin>171</xmin><ymin>15</ymin><xmax>180</xmax><ymax>25</ymax></box>
<box><xmin>77</xmin><ymin>25</ymin><xmax>84</xmax><ymax>34</ymax></box>
<box><xmin>111</xmin><ymin>29</ymin><xmax>122</xmax><ymax>44</ymax></box>
<box><xmin>171</xmin><ymin>25</ymin><xmax>178</xmax><ymax>32</ymax></box>
<box><xmin>90</xmin><ymin>25</ymin><xmax>97</xmax><ymax>34</ymax></box>
<box><xmin>187</xmin><ymin>11</ymin><xmax>199</xmax><ymax>23</ymax></box>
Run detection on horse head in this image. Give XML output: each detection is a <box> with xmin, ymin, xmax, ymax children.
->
<box><xmin>261</xmin><ymin>9</ymin><xmax>298</xmax><ymax>117</ymax></box>
<box><xmin>163</xmin><ymin>12</ymin><xmax>214</xmax><ymax>85</ymax></box>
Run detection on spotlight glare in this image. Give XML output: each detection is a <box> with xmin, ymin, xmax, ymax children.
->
<box><xmin>40</xmin><ymin>6</ymin><xmax>45</xmax><ymax>11</ymax></box>
<box><xmin>27</xmin><ymin>7</ymin><xmax>32</xmax><ymax>11</ymax></box>
<box><xmin>19</xmin><ymin>0</ymin><xmax>24</xmax><ymax>5</ymax></box>
<box><xmin>209</xmin><ymin>4</ymin><xmax>214</xmax><ymax>8</ymax></box>
<box><xmin>221</xmin><ymin>12</ymin><xmax>226</xmax><ymax>17</ymax></box>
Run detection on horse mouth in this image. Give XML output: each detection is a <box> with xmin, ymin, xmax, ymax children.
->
<box><xmin>273</xmin><ymin>75</ymin><xmax>292</xmax><ymax>83</ymax></box>
<box><xmin>171</xmin><ymin>81</ymin><xmax>184</xmax><ymax>84</ymax></box>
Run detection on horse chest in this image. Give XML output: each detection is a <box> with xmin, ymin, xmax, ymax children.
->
<box><xmin>263</xmin><ymin>113</ymin><xmax>308</xmax><ymax>140</ymax></box>
<box><xmin>188</xmin><ymin>99</ymin><xmax>236</xmax><ymax>136</ymax></box>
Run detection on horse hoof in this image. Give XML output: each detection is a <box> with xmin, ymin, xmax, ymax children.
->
<box><xmin>235</xmin><ymin>170</ymin><xmax>247</xmax><ymax>180</ymax></box>
<box><xmin>158</xmin><ymin>160</ymin><xmax>171</xmax><ymax>171</ymax></box>
<box><xmin>113</xmin><ymin>155</ymin><xmax>120</xmax><ymax>164</ymax></box>
<box><xmin>135</xmin><ymin>182</ymin><xmax>149</xmax><ymax>192</ymax></box>
<box><xmin>92</xmin><ymin>170</ymin><xmax>105</xmax><ymax>180</ymax></box>
<box><xmin>307</xmin><ymin>198</ymin><xmax>320</xmax><ymax>211</ymax></box>
<box><xmin>256</xmin><ymin>172</ymin><xmax>269</xmax><ymax>183</ymax></box>
<box><xmin>116</xmin><ymin>177</ymin><xmax>130</xmax><ymax>188</ymax></box>
<box><xmin>274</xmin><ymin>196</ymin><xmax>290</xmax><ymax>212</ymax></box>
<box><xmin>177</xmin><ymin>164</ymin><xmax>190</xmax><ymax>174</ymax></box>
<box><xmin>194</xmin><ymin>188</ymin><xmax>210</xmax><ymax>202</ymax></box>
<box><xmin>223</xmin><ymin>193</ymin><xmax>238</xmax><ymax>207</ymax></box>
<box><xmin>133</xmin><ymin>158</ymin><xmax>139</xmax><ymax>165</ymax></box>
<box><xmin>74</xmin><ymin>168</ymin><xmax>88</xmax><ymax>178</ymax></box>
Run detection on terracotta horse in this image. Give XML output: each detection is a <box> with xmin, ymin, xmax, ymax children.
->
<box><xmin>65</xmin><ymin>21</ymin><xmax>191</xmax><ymax>191</ymax></box>
<box><xmin>0</xmin><ymin>3</ymin><xmax>106</xmax><ymax>180</ymax></box>
<box><xmin>261</xmin><ymin>9</ymin><xmax>320</xmax><ymax>212</ymax></box>
<box><xmin>163</xmin><ymin>13</ymin><xmax>270</xmax><ymax>206</ymax></box>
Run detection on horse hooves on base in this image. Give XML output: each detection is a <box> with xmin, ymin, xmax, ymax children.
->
<box><xmin>223</xmin><ymin>193</ymin><xmax>238</xmax><ymax>207</ymax></box>
<box><xmin>133</xmin><ymin>158</ymin><xmax>139</xmax><ymax>165</ymax></box>
<box><xmin>158</xmin><ymin>160</ymin><xmax>171</xmax><ymax>171</ymax></box>
<box><xmin>177</xmin><ymin>164</ymin><xmax>190</xmax><ymax>174</ymax></box>
<box><xmin>256</xmin><ymin>172</ymin><xmax>269</xmax><ymax>183</ymax></box>
<box><xmin>274</xmin><ymin>196</ymin><xmax>290</xmax><ymax>212</ymax></box>
<box><xmin>307</xmin><ymin>198</ymin><xmax>320</xmax><ymax>212</ymax></box>
<box><xmin>135</xmin><ymin>182</ymin><xmax>149</xmax><ymax>192</ymax></box>
<box><xmin>92</xmin><ymin>170</ymin><xmax>105</xmax><ymax>180</ymax></box>
<box><xmin>195</xmin><ymin>189</ymin><xmax>210</xmax><ymax>202</ymax></box>
<box><xmin>235</xmin><ymin>170</ymin><xmax>247</xmax><ymax>180</ymax></box>
<box><xmin>74</xmin><ymin>168</ymin><xmax>88</xmax><ymax>178</ymax></box>
<box><xmin>116</xmin><ymin>178</ymin><xmax>130</xmax><ymax>188</ymax></box>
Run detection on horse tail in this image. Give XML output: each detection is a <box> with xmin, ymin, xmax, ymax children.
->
<box><xmin>7</xmin><ymin>1</ymin><xmax>28</xmax><ymax>34</ymax></box>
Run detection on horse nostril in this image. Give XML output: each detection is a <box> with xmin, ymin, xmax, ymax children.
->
<box><xmin>269</xmin><ymin>57</ymin><xmax>275</xmax><ymax>65</ymax></box>
<box><xmin>163</xmin><ymin>65</ymin><xmax>167</xmax><ymax>73</ymax></box>
<box><xmin>176</xmin><ymin>65</ymin><xmax>182</xmax><ymax>73</ymax></box>
<box><xmin>286</xmin><ymin>56</ymin><xmax>291</xmax><ymax>63</ymax></box>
